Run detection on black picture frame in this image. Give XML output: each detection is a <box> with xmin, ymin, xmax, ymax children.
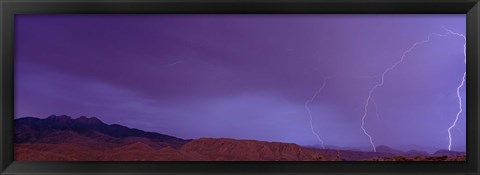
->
<box><xmin>1</xmin><ymin>0</ymin><xmax>479</xmax><ymax>174</ymax></box>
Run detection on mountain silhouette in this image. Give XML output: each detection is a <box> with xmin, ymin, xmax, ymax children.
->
<box><xmin>14</xmin><ymin>116</ymin><xmax>467</xmax><ymax>161</ymax></box>
<box><xmin>15</xmin><ymin>115</ymin><xmax>189</xmax><ymax>148</ymax></box>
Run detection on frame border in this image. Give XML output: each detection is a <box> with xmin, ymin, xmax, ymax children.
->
<box><xmin>1</xmin><ymin>0</ymin><xmax>479</xmax><ymax>174</ymax></box>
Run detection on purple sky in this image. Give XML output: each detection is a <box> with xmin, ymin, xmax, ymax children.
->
<box><xmin>15</xmin><ymin>14</ymin><xmax>466</xmax><ymax>151</ymax></box>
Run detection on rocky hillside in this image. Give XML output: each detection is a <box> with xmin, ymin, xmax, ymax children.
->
<box><xmin>14</xmin><ymin>116</ymin><xmax>466</xmax><ymax>161</ymax></box>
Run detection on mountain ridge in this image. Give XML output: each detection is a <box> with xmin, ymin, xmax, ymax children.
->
<box><xmin>14</xmin><ymin>116</ymin><xmax>466</xmax><ymax>161</ymax></box>
<box><xmin>15</xmin><ymin>115</ymin><xmax>190</xmax><ymax>149</ymax></box>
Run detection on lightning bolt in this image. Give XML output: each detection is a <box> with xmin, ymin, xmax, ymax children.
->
<box><xmin>361</xmin><ymin>31</ymin><xmax>452</xmax><ymax>152</ymax></box>
<box><xmin>306</xmin><ymin>28</ymin><xmax>464</xmax><ymax>152</ymax></box>
<box><xmin>443</xmin><ymin>27</ymin><xmax>466</xmax><ymax>151</ymax></box>
<box><xmin>305</xmin><ymin>77</ymin><xmax>329</xmax><ymax>149</ymax></box>
<box><xmin>303</xmin><ymin>74</ymin><xmax>380</xmax><ymax>149</ymax></box>
<box><xmin>447</xmin><ymin>72</ymin><xmax>465</xmax><ymax>151</ymax></box>
<box><xmin>442</xmin><ymin>27</ymin><xmax>466</xmax><ymax>64</ymax></box>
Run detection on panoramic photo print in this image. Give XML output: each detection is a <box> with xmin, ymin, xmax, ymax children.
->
<box><xmin>14</xmin><ymin>14</ymin><xmax>466</xmax><ymax>161</ymax></box>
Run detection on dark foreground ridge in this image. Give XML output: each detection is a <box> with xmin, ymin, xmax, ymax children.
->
<box><xmin>15</xmin><ymin>115</ymin><xmax>189</xmax><ymax>148</ymax></box>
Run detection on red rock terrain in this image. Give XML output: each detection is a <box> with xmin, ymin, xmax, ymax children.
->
<box><xmin>15</xmin><ymin>138</ymin><xmax>466</xmax><ymax>161</ymax></box>
<box><xmin>180</xmin><ymin>138</ymin><xmax>326</xmax><ymax>161</ymax></box>
<box><xmin>15</xmin><ymin>138</ymin><xmax>325</xmax><ymax>161</ymax></box>
<box><xmin>14</xmin><ymin>116</ymin><xmax>466</xmax><ymax>161</ymax></box>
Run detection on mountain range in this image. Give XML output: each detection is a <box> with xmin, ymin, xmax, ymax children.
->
<box><xmin>14</xmin><ymin>115</ymin><xmax>466</xmax><ymax>161</ymax></box>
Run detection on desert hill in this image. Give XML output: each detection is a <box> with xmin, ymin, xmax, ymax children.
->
<box><xmin>14</xmin><ymin>116</ymin><xmax>466</xmax><ymax>161</ymax></box>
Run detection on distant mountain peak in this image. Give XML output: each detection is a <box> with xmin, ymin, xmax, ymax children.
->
<box><xmin>76</xmin><ymin>116</ymin><xmax>104</xmax><ymax>125</ymax></box>
<box><xmin>395</xmin><ymin>144</ymin><xmax>440</xmax><ymax>154</ymax></box>
<box><xmin>46</xmin><ymin>115</ymin><xmax>104</xmax><ymax>125</ymax></box>
<box><xmin>375</xmin><ymin>145</ymin><xmax>405</xmax><ymax>155</ymax></box>
<box><xmin>433</xmin><ymin>149</ymin><xmax>464</xmax><ymax>156</ymax></box>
